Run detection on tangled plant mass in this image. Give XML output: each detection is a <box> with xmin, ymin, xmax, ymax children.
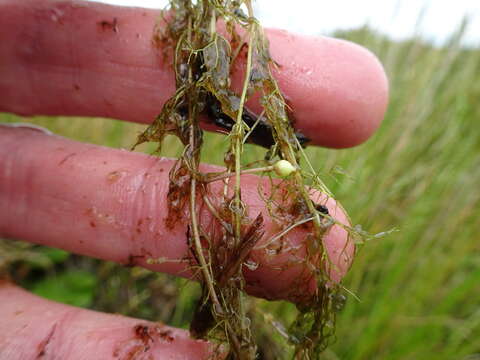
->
<box><xmin>133</xmin><ymin>0</ymin><xmax>360</xmax><ymax>358</ymax></box>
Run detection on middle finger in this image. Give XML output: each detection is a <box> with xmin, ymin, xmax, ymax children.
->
<box><xmin>0</xmin><ymin>125</ymin><xmax>353</xmax><ymax>303</ymax></box>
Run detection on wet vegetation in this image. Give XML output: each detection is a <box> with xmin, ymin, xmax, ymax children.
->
<box><xmin>1</xmin><ymin>7</ymin><xmax>479</xmax><ymax>360</ymax></box>
<box><xmin>130</xmin><ymin>1</ymin><xmax>356</xmax><ymax>357</ymax></box>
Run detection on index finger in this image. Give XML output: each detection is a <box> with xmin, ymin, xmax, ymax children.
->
<box><xmin>0</xmin><ymin>0</ymin><xmax>388</xmax><ymax>148</ymax></box>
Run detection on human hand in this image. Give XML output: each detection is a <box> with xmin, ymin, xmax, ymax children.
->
<box><xmin>0</xmin><ymin>0</ymin><xmax>388</xmax><ymax>358</ymax></box>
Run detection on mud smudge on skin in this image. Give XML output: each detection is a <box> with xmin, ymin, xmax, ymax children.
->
<box><xmin>134</xmin><ymin>325</ymin><xmax>154</xmax><ymax>345</ymax></box>
<box><xmin>98</xmin><ymin>17</ymin><xmax>119</xmax><ymax>33</ymax></box>
<box><xmin>113</xmin><ymin>323</ymin><xmax>175</xmax><ymax>359</ymax></box>
<box><xmin>136</xmin><ymin>219</ymin><xmax>143</xmax><ymax>234</ymax></box>
<box><xmin>36</xmin><ymin>323</ymin><xmax>57</xmax><ymax>358</ymax></box>
<box><xmin>134</xmin><ymin>324</ymin><xmax>175</xmax><ymax>345</ymax></box>
<box><xmin>106</xmin><ymin>170</ymin><xmax>129</xmax><ymax>184</ymax></box>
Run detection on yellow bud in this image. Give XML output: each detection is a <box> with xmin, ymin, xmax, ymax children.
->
<box><xmin>273</xmin><ymin>160</ymin><xmax>296</xmax><ymax>177</ymax></box>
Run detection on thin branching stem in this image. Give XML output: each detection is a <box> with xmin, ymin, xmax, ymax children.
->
<box><xmin>229</xmin><ymin>0</ymin><xmax>256</xmax><ymax>339</ymax></box>
<box><xmin>203</xmin><ymin>165</ymin><xmax>274</xmax><ymax>183</ymax></box>
<box><xmin>186</xmin><ymin>13</ymin><xmax>221</xmax><ymax>311</ymax></box>
<box><xmin>257</xmin><ymin>217</ymin><xmax>315</xmax><ymax>250</ymax></box>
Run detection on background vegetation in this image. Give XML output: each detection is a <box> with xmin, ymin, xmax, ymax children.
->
<box><xmin>1</xmin><ymin>24</ymin><xmax>479</xmax><ymax>359</ymax></box>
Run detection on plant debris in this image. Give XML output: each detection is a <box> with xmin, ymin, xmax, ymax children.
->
<box><xmin>133</xmin><ymin>1</ymin><xmax>358</xmax><ymax>358</ymax></box>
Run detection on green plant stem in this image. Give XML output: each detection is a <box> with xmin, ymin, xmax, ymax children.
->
<box><xmin>186</xmin><ymin>13</ymin><xmax>221</xmax><ymax>311</ymax></box>
<box><xmin>203</xmin><ymin>165</ymin><xmax>275</xmax><ymax>183</ymax></box>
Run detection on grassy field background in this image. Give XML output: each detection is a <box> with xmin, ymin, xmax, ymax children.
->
<box><xmin>1</xmin><ymin>25</ymin><xmax>479</xmax><ymax>359</ymax></box>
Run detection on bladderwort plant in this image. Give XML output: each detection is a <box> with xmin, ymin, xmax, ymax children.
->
<box><xmin>133</xmin><ymin>1</ymin><xmax>370</xmax><ymax>358</ymax></box>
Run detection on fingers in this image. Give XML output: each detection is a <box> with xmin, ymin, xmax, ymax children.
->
<box><xmin>0</xmin><ymin>282</ymin><xmax>216</xmax><ymax>359</ymax></box>
<box><xmin>0</xmin><ymin>0</ymin><xmax>388</xmax><ymax>148</ymax></box>
<box><xmin>0</xmin><ymin>126</ymin><xmax>353</xmax><ymax>303</ymax></box>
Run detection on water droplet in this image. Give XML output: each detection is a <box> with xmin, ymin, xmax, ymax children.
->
<box><xmin>331</xmin><ymin>293</ymin><xmax>347</xmax><ymax>312</ymax></box>
<box><xmin>244</xmin><ymin>259</ymin><xmax>259</xmax><ymax>271</ymax></box>
<box><xmin>265</xmin><ymin>248</ymin><xmax>277</xmax><ymax>257</ymax></box>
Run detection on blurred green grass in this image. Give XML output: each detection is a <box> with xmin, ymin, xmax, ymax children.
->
<box><xmin>1</xmin><ymin>25</ymin><xmax>479</xmax><ymax>360</ymax></box>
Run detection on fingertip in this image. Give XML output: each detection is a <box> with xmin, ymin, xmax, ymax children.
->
<box><xmin>0</xmin><ymin>127</ymin><xmax>354</xmax><ymax>305</ymax></box>
<box><xmin>267</xmin><ymin>30</ymin><xmax>389</xmax><ymax>148</ymax></box>
<box><xmin>319</xmin><ymin>195</ymin><xmax>355</xmax><ymax>282</ymax></box>
<box><xmin>242</xmin><ymin>183</ymin><xmax>354</xmax><ymax>303</ymax></box>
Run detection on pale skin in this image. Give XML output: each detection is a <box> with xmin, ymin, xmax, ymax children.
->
<box><xmin>0</xmin><ymin>0</ymin><xmax>389</xmax><ymax>358</ymax></box>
